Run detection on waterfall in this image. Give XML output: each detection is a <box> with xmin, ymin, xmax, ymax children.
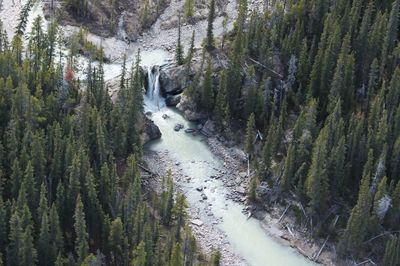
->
<box><xmin>117</xmin><ymin>13</ymin><xmax>127</xmax><ymax>41</ymax></box>
<box><xmin>146</xmin><ymin>66</ymin><xmax>163</xmax><ymax>111</ymax></box>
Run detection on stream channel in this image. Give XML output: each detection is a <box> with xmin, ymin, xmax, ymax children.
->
<box><xmin>144</xmin><ymin>65</ymin><xmax>316</xmax><ymax>266</ymax></box>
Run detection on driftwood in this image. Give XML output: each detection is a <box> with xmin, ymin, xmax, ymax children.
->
<box><xmin>313</xmin><ymin>235</ymin><xmax>329</xmax><ymax>261</ymax></box>
<box><xmin>138</xmin><ymin>164</ymin><xmax>160</xmax><ymax>177</ymax></box>
<box><xmin>354</xmin><ymin>259</ymin><xmax>377</xmax><ymax>266</ymax></box>
<box><xmin>363</xmin><ymin>231</ymin><xmax>400</xmax><ymax>244</ymax></box>
<box><xmin>247</xmin><ymin>57</ymin><xmax>283</xmax><ymax>78</ymax></box>
<box><xmin>278</xmin><ymin>204</ymin><xmax>291</xmax><ymax>223</ymax></box>
<box><xmin>286</xmin><ymin>224</ymin><xmax>295</xmax><ymax>237</ymax></box>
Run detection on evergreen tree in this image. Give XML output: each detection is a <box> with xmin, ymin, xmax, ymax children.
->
<box><xmin>185</xmin><ymin>30</ymin><xmax>196</xmax><ymax>75</ymax></box>
<box><xmin>169</xmin><ymin>243</ymin><xmax>183</xmax><ymax>266</ymax></box>
<box><xmin>74</xmin><ymin>194</ymin><xmax>89</xmax><ymax>264</ymax></box>
<box><xmin>380</xmin><ymin>0</ymin><xmax>400</xmax><ymax>75</ymax></box>
<box><xmin>132</xmin><ymin>241</ymin><xmax>146</xmax><ymax>266</ymax></box>
<box><xmin>109</xmin><ymin>218</ymin><xmax>124</xmax><ymax>265</ymax></box>
<box><xmin>38</xmin><ymin>210</ymin><xmax>51</xmax><ymax>266</ymax></box>
<box><xmin>19</xmin><ymin>227</ymin><xmax>37</xmax><ymax>266</ymax></box>
<box><xmin>382</xmin><ymin>235</ymin><xmax>400</xmax><ymax>266</ymax></box>
<box><xmin>184</xmin><ymin>0</ymin><xmax>194</xmax><ymax>19</ymax></box>
<box><xmin>244</xmin><ymin>113</ymin><xmax>256</xmax><ymax>157</ymax></box>
<box><xmin>305</xmin><ymin>130</ymin><xmax>329</xmax><ymax>216</ymax></box>
<box><xmin>205</xmin><ymin>0</ymin><xmax>215</xmax><ymax>50</ymax></box>
<box><xmin>202</xmin><ymin>57</ymin><xmax>214</xmax><ymax>112</ymax></box>
<box><xmin>338</xmin><ymin>151</ymin><xmax>373</xmax><ymax>256</ymax></box>
<box><xmin>175</xmin><ymin>14</ymin><xmax>184</xmax><ymax>65</ymax></box>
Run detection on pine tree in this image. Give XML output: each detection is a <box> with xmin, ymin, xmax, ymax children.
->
<box><xmin>184</xmin><ymin>0</ymin><xmax>194</xmax><ymax>19</ymax></box>
<box><xmin>24</xmin><ymin>161</ymin><xmax>38</xmax><ymax>214</ymax></box>
<box><xmin>49</xmin><ymin>204</ymin><xmax>63</xmax><ymax>264</ymax></box>
<box><xmin>175</xmin><ymin>14</ymin><xmax>184</xmax><ymax>65</ymax></box>
<box><xmin>19</xmin><ymin>227</ymin><xmax>37</xmax><ymax>266</ymax></box>
<box><xmin>305</xmin><ymin>130</ymin><xmax>329</xmax><ymax>216</ymax></box>
<box><xmin>7</xmin><ymin>211</ymin><xmax>22</xmax><ymax>266</ymax></box>
<box><xmin>169</xmin><ymin>243</ymin><xmax>183</xmax><ymax>266</ymax></box>
<box><xmin>109</xmin><ymin>218</ymin><xmax>124</xmax><ymax>265</ymax></box>
<box><xmin>202</xmin><ymin>57</ymin><xmax>214</xmax><ymax>112</ymax></box>
<box><xmin>74</xmin><ymin>194</ymin><xmax>89</xmax><ymax>264</ymax></box>
<box><xmin>0</xmin><ymin>197</ymin><xmax>6</xmax><ymax>255</ymax></box>
<box><xmin>172</xmin><ymin>193</ymin><xmax>187</xmax><ymax>241</ymax></box>
<box><xmin>244</xmin><ymin>113</ymin><xmax>256</xmax><ymax>157</ymax></box>
<box><xmin>38</xmin><ymin>210</ymin><xmax>51</xmax><ymax>266</ymax></box>
<box><xmin>214</xmin><ymin>70</ymin><xmax>227</xmax><ymax>126</ymax></box>
<box><xmin>382</xmin><ymin>235</ymin><xmax>400</xmax><ymax>266</ymax></box>
<box><xmin>205</xmin><ymin>0</ymin><xmax>215</xmax><ymax>50</ymax></box>
<box><xmin>338</xmin><ymin>151</ymin><xmax>373</xmax><ymax>256</ymax></box>
<box><xmin>389</xmin><ymin>182</ymin><xmax>400</xmax><ymax>229</ymax></box>
<box><xmin>380</xmin><ymin>0</ymin><xmax>400</xmax><ymax>75</ymax></box>
<box><xmin>132</xmin><ymin>241</ymin><xmax>146</xmax><ymax>266</ymax></box>
<box><xmin>185</xmin><ymin>30</ymin><xmax>195</xmax><ymax>75</ymax></box>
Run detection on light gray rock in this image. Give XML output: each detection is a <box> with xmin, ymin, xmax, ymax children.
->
<box><xmin>191</xmin><ymin>219</ymin><xmax>204</xmax><ymax>226</ymax></box>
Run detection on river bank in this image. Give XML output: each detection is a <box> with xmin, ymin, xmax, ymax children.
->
<box><xmin>143</xmin><ymin>149</ymin><xmax>248</xmax><ymax>266</ymax></box>
<box><xmin>205</xmin><ymin>133</ymin><xmax>346</xmax><ymax>266</ymax></box>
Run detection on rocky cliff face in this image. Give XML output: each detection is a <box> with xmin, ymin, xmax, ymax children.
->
<box><xmin>57</xmin><ymin>0</ymin><xmax>170</xmax><ymax>42</ymax></box>
<box><xmin>159</xmin><ymin>65</ymin><xmax>187</xmax><ymax>95</ymax></box>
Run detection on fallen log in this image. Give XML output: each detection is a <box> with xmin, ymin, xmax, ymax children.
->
<box><xmin>138</xmin><ymin>164</ymin><xmax>160</xmax><ymax>177</ymax></box>
<box><xmin>313</xmin><ymin>235</ymin><xmax>329</xmax><ymax>261</ymax></box>
<box><xmin>278</xmin><ymin>204</ymin><xmax>291</xmax><ymax>223</ymax></box>
<box><xmin>247</xmin><ymin>57</ymin><xmax>283</xmax><ymax>78</ymax></box>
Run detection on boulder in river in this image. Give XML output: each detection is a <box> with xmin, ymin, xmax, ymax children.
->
<box><xmin>174</xmin><ymin>123</ymin><xmax>184</xmax><ymax>131</ymax></box>
<box><xmin>142</xmin><ymin>116</ymin><xmax>161</xmax><ymax>143</ymax></box>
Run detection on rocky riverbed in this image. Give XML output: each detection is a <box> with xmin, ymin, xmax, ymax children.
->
<box><xmin>142</xmin><ymin>111</ymin><xmax>343</xmax><ymax>265</ymax></box>
<box><xmin>143</xmin><ymin>149</ymin><xmax>248</xmax><ymax>266</ymax></box>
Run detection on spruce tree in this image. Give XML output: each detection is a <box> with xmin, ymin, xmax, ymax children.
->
<box><xmin>132</xmin><ymin>241</ymin><xmax>146</xmax><ymax>266</ymax></box>
<box><xmin>245</xmin><ymin>113</ymin><xmax>256</xmax><ymax>157</ymax></box>
<box><xmin>382</xmin><ymin>235</ymin><xmax>400</xmax><ymax>266</ymax></box>
<box><xmin>175</xmin><ymin>14</ymin><xmax>184</xmax><ymax>65</ymax></box>
<box><xmin>109</xmin><ymin>218</ymin><xmax>124</xmax><ymax>265</ymax></box>
<box><xmin>205</xmin><ymin>0</ymin><xmax>215</xmax><ymax>50</ymax></box>
<box><xmin>305</xmin><ymin>130</ymin><xmax>329</xmax><ymax>216</ymax></box>
<box><xmin>169</xmin><ymin>243</ymin><xmax>183</xmax><ymax>266</ymax></box>
<box><xmin>184</xmin><ymin>0</ymin><xmax>194</xmax><ymax>20</ymax></box>
<box><xmin>38</xmin><ymin>210</ymin><xmax>51</xmax><ymax>266</ymax></box>
<box><xmin>202</xmin><ymin>57</ymin><xmax>214</xmax><ymax>112</ymax></box>
<box><xmin>74</xmin><ymin>194</ymin><xmax>89</xmax><ymax>264</ymax></box>
<box><xmin>338</xmin><ymin>151</ymin><xmax>373</xmax><ymax>256</ymax></box>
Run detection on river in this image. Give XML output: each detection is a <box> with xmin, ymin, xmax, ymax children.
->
<box><xmin>144</xmin><ymin>69</ymin><xmax>316</xmax><ymax>266</ymax></box>
<box><xmin>11</xmin><ymin>1</ymin><xmax>319</xmax><ymax>265</ymax></box>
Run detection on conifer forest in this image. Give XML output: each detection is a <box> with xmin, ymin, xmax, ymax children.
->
<box><xmin>0</xmin><ymin>0</ymin><xmax>399</xmax><ymax>265</ymax></box>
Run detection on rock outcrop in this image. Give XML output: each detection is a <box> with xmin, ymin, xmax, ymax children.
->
<box><xmin>165</xmin><ymin>94</ymin><xmax>181</xmax><ymax>106</ymax></box>
<box><xmin>159</xmin><ymin>65</ymin><xmax>186</xmax><ymax>95</ymax></box>
<box><xmin>176</xmin><ymin>94</ymin><xmax>207</xmax><ymax>121</ymax></box>
<box><xmin>142</xmin><ymin>116</ymin><xmax>162</xmax><ymax>143</ymax></box>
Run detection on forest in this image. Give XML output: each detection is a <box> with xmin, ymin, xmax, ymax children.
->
<box><xmin>179</xmin><ymin>0</ymin><xmax>400</xmax><ymax>264</ymax></box>
<box><xmin>0</xmin><ymin>0</ymin><xmax>400</xmax><ymax>265</ymax></box>
<box><xmin>0</xmin><ymin>10</ymin><xmax>221</xmax><ymax>266</ymax></box>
